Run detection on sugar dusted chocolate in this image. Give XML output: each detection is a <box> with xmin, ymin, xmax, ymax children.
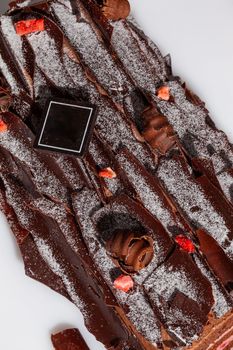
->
<box><xmin>0</xmin><ymin>0</ymin><xmax>233</xmax><ymax>349</ymax></box>
<box><xmin>51</xmin><ymin>328</ymin><xmax>90</xmax><ymax>350</ymax></box>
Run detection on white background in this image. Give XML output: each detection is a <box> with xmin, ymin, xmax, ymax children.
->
<box><xmin>0</xmin><ymin>0</ymin><xmax>233</xmax><ymax>349</ymax></box>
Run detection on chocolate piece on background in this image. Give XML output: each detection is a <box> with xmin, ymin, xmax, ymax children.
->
<box><xmin>72</xmin><ymin>188</ymin><xmax>163</xmax><ymax>345</ymax></box>
<box><xmin>116</xmin><ymin>148</ymin><xmax>190</xmax><ymax>237</ymax></box>
<box><xmin>1</xmin><ymin>175</ymin><xmax>144</xmax><ymax>350</ymax></box>
<box><xmin>197</xmin><ymin>229</ymin><xmax>233</xmax><ymax>291</ymax></box>
<box><xmin>34</xmin><ymin>98</ymin><xmax>98</xmax><ymax>158</ymax></box>
<box><xmin>101</xmin><ymin>0</ymin><xmax>130</xmax><ymax>21</ymax></box>
<box><xmin>191</xmin><ymin>157</ymin><xmax>222</xmax><ymax>192</ymax></box>
<box><xmin>107</xmin><ymin>230</ymin><xmax>154</xmax><ymax>273</ymax></box>
<box><xmin>144</xmin><ymin>248</ymin><xmax>214</xmax><ymax>345</ymax></box>
<box><xmin>51</xmin><ymin>328</ymin><xmax>89</xmax><ymax>350</ymax></box>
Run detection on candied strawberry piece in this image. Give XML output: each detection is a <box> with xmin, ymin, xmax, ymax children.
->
<box><xmin>15</xmin><ymin>18</ymin><xmax>45</xmax><ymax>36</ymax></box>
<box><xmin>175</xmin><ymin>235</ymin><xmax>195</xmax><ymax>253</ymax></box>
<box><xmin>114</xmin><ymin>274</ymin><xmax>134</xmax><ymax>292</ymax></box>
<box><xmin>0</xmin><ymin>119</ymin><xmax>7</xmax><ymax>132</ymax></box>
<box><xmin>157</xmin><ymin>86</ymin><xmax>170</xmax><ymax>101</ymax></box>
<box><xmin>98</xmin><ymin>167</ymin><xmax>117</xmax><ymax>179</ymax></box>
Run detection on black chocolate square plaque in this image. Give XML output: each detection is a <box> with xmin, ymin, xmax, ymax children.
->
<box><xmin>35</xmin><ymin>98</ymin><xmax>97</xmax><ymax>157</ymax></box>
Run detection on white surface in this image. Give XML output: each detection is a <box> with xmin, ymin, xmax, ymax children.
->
<box><xmin>0</xmin><ymin>0</ymin><xmax>233</xmax><ymax>349</ymax></box>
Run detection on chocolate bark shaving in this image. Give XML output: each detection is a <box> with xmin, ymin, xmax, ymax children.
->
<box><xmin>51</xmin><ymin>328</ymin><xmax>90</xmax><ymax>350</ymax></box>
<box><xmin>101</xmin><ymin>0</ymin><xmax>130</xmax><ymax>21</ymax></box>
<box><xmin>141</xmin><ymin>105</ymin><xmax>177</xmax><ymax>155</ymax></box>
<box><xmin>144</xmin><ymin>248</ymin><xmax>214</xmax><ymax>345</ymax></box>
<box><xmin>0</xmin><ymin>1</ymin><xmax>233</xmax><ymax>348</ymax></box>
<box><xmin>192</xmin><ymin>157</ymin><xmax>223</xmax><ymax>192</ymax></box>
<box><xmin>73</xmin><ymin>189</ymin><xmax>164</xmax><ymax>344</ymax></box>
<box><xmin>157</xmin><ymin>155</ymin><xmax>233</xmax><ymax>263</ymax></box>
<box><xmin>107</xmin><ymin>230</ymin><xmax>154</xmax><ymax>273</ymax></box>
<box><xmin>197</xmin><ymin>229</ymin><xmax>233</xmax><ymax>290</ymax></box>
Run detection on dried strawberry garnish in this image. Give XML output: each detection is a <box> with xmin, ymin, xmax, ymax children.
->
<box><xmin>0</xmin><ymin>119</ymin><xmax>7</xmax><ymax>132</ymax></box>
<box><xmin>157</xmin><ymin>86</ymin><xmax>170</xmax><ymax>101</ymax></box>
<box><xmin>15</xmin><ymin>18</ymin><xmax>45</xmax><ymax>36</ymax></box>
<box><xmin>98</xmin><ymin>167</ymin><xmax>116</xmax><ymax>179</ymax></box>
<box><xmin>175</xmin><ymin>235</ymin><xmax>195</xmax><ymax>253</ymax></box>
<box><xmin>114</xmin><ymin>274</ymin><xmax>134</xmax><ymax>292</ymax></box>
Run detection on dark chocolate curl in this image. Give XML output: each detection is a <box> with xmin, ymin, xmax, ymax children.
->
<box><xmin>107</xmin><ymin>230</ymin><xmax>154</xmax><ymax>273</ymax></box>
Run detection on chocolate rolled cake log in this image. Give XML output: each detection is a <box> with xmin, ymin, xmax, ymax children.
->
<box><xmin>0</xmin><ymin>128</ymin><xmax>145</xmax><ymax>350</ymax></box>
<box><xmin>0</xmin><ymin>1</ymin><xmax>233</xmax><ymax>349</ymax></box>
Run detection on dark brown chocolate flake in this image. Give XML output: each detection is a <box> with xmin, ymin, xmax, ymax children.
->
<box><xmin>51</xmin><ymin>328</ymin><xmax>90</xmax><ymax>350</ymax></box>
<box><xmin>197</xmin><ymin>229</ymin><xmax>233</xmax><ymax>290</ymax></box>
<box><xmin>34</xmin><ymin>98</ymin><xmax>98</xmax><ymax>157</ymax></box>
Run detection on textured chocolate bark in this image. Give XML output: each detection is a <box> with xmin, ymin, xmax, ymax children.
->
<box><xmin>144</xmin><ymin>248</ymin><xmax>214</xmax><ymax>345</ymax></box>
<box><xmin>157</xmin><ymin>155</ymin><xmax>233</xmax><ymax>263</ymax></box>
<box><xmin>0</xmin><ymin>1</ymin><xmax>232</xmax><ymax>349</ymax></box>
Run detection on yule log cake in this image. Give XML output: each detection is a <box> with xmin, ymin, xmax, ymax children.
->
<box><xmin>0</xmin><ymin>0</ymin><xmax>233</xmax><ymax>349</ymax></box>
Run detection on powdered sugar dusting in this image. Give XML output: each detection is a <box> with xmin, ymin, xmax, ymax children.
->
<box><xmin>72</xmin><ymin>188</ymin><xmax>116</xmax><ymax>286</ymax></box>
<box><xmin>217</xmin><ymin>171</ymin><xmax>233</xmax><ymax>203</ymax></box>
<box><xmin>35</xmin><ymin>237</ymin><xmax>86</xmax><ymax>314</ymax></box>
<box><xmin>72</xmin><ymin>189</ymin><xmax>162</xmax><ymax>342</ymax></box>
<box><xmin>51</xmin><ymin>1</ymin><xmax>133</xmax><ymax>105</ymax></box>
<box><xmin>33</xmin><ymin>198</ymin><xmax>80</xmax><ymax>254</ymax></box>
<box><xmin>111</xmin><ymin>20</ymin><xmax>157</xmax><ymax>94</ymax></box>
<box><xmin>194</xmin><ymin>256</ymin><xmax>231</xmax><ymax>317</ymax></box>
<box><xmin>0</xmin><ymin>130</ymin><xmax>67</xmax><ymax>202</ymax></box>
<box><xmin>0</xmin><ymin>54</ymin><xmax>20</xmax><ymax>94</ymax></box>
<box><xmin>0</xmin><ymin>16</ymin><xmax>26</xmax><ymax>67</ymax></box>
<box><xmin>126</xmin><ymin>289</ymin><xmax>161</xmax><ymax>343</ymax></box>
<box><xmin>156</xmin><ymin>81</ymin><xmax>233</xmax><ymax>176</ymax></box>
<box><xmin>117</xmin><ymin>151</ymin><xmax>183</xmax><ymax>231</ymax></box>
<box><xmin>158</xmin><ymin>158</ymin><xmax>233</xmax><ymax>259</ymax></box>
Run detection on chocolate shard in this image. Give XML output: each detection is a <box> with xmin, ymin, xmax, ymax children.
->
<box><xmin>157</xmin><ymin>155</ymin><xmax>233</xmax><ymax>263</ymax></box>
<box><xmin>1</xmin><ymin>175</ymin><xmax>143</xmax><ymax>350</ymax></box>
<box><xmin>72</xmin><ymin>188</ymin><xmax>163</xmax><ymax>345</ymax></box>
<box><xmin>51</xmin><ymin>328</ymin><xmax>89</xmax><ymax>350</ymax></box>
<box><xmin>0</xmin><ymin>1</ymin><xmax>233</xmax><ymax>349</ymax></box>
<box><xmin>116</xmin><ymin>148</ymin><xmax>190</xmax><ymax>237</ymax></box>
<box><xmin>144</xmin><ymin>248</ymin><xmax>214</xmax><ymax>345</ymax></box>
<box><xmin>86</xmin><ymin>1</ymin><xmax>233</xmax><ymax>201</ymax></box>
<box><xmin>197</xmin><ymin>229</ymin><xmax>233</xmax><ymax>290</ymax></box>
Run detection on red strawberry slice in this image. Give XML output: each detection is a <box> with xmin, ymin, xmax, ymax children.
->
<box><xmin>15</xmin><ymin>18</ymin><xmax>45</xmax><ymax>36</ymax></box>
<box><xmin>157</xmin><ymin>86</ymin><xmax>170</xmax><ymax>101</ymax></box>
<box><xmin>98</xmin><ymin>167</ymin><xmax>117</xmax><ymax>179</ymax></box>
<box><xmin>175</xmin><ymin>235</ymin><xmax>195</xmax><ymax>253</ymax></box>
<box><xmin>114</xmin><ymin>275</ymin><xmax>134</xmax><ymax>293</ymax></box>
<box><xmin>0</xmin><ymin>119</ymin><xmax>7</xmax><ymax>132</ymax></box>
